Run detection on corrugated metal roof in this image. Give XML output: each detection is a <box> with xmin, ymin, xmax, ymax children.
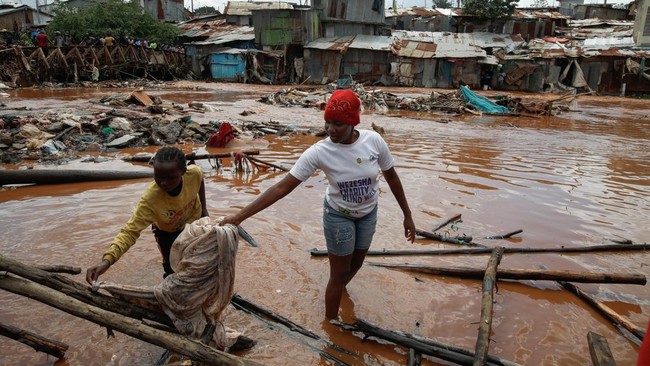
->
<box><xmin>391</xmin><ymin>32</ymin><xmax>487</xmax><ymax>58</ymax></box>
<box><xmin>568</xmin><ymin>19</ymin><xmax>635</xmax><ymax>27</ymax></box>
<box><xmin>190</xmin><ymin>26</ymin><xmax>255</xmax><ymax>46</ymax></box>
<box><xmin>0</xmin><ymin>3</ymin><xmax>29</xmax><ymax>15</ymax></box>
<box><xmin>224</xmin><ymin>1</ymin><xmax>293</xmax><ymax>16</ymax></box>
<box><xmin>385</xmin><ymin>7</ymin><xmax>442</xmax><ymax>18</ymax></box>
<box><xmin>392</xmin><ymin>31</ymin><xmax>523</xmax><ymax>52</ymax></box>
<box><xmin>304</xmin><ymin>35</ymin><xmax>355</xmax><ymax>52</ymax></box>
<box><xmin>348</xmin><ymin>34</ymin><xmax>392</xmax><ymax>51</ymax></box>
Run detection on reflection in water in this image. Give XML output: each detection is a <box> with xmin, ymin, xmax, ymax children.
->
<box><xmin>1</xmin><ymin>87</ymin><xmax>649</xmax><ymax>365</ymax></box>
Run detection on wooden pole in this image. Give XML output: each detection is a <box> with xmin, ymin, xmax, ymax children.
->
<box><xmin>310</xmin><ymin>243</ymin><xmax>650</xmax><ymax>257</ymax></box>
<box><xmin>0</xmin><ymin>275</ymin><xmax>262</xmax><ymax>366</ymax></box>
<box><xmin>0</xmin><ymin>255</ymin><xmax>172</xmax><ymax>327</ymax></box>
<box><xmin>367</xmin><ymin>262</ymin><xmax>647</xmax><ymax>285</ymax></box>
<box><xmin>415</xmin><ymin>229</ymin><xmax>480</xmax><ymax>247</ymax></box>
<box><xmin>431</xmin><ymin>214</ymin><xmax>462</xmax><ymax>232</ymax></box>
<box><xmin>485</xmin><ymin>229</ymin><xmax>523</xmax><ymax>240</ymax></box>
<box><xmin>0</xmin><ymin>169</ymin><xmax>154</xmax><ymax>185</ymax></box>
<box><xmin>0</xmin><ymin>321</ymin><xmax>69</xmax><ymax>359</ymax></box>
<box><xmin>348</xmin><ymin>318</ymin><xmax>521</xmax><ymax>366</ymax></box>
<box><xmin>474</xmin><ymin>247</ymin><xmax>504</xmax><ymax>366</ymax></box>
<box><xmin>558</xmin><ymin>280</ymin><xmax>646</xmax><ymax>342</ymax></box>
<box><xmin>123</xmin><ymin>150</ymin><xmax>261</xmax><ymax>163</ymax></box>
<box><xmin>34</xmin><ymin>264</ymin><xmax>81</xmax><ymax>274</ymax></box>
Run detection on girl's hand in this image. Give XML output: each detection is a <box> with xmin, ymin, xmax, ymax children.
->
<box><xmin>219</xmin><ymin>214</ymin><xmax>241</xmax><ymax>226</ymax></box>
<box><xmin>86</xmin><ymin>260</ymin><xmax>111</xmax><ymax>285</ymax></box>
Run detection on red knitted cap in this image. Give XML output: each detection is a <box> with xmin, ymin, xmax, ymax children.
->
<box><xmin>324</xmin><ymin>90</ymin><xmax>361</xmax><ymax>126</ymax></box>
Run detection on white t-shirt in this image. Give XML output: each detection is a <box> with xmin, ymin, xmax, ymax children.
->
<box><xmin>289</xmin><ymin>129</ymin><xmax>394</xmax><ymax>217</ymax></box>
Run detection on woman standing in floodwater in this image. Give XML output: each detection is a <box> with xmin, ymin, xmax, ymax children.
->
<box><xmin>219</xmin><ymin>89</ymin><xmax>416</xmax><ymax>319</ymax></box>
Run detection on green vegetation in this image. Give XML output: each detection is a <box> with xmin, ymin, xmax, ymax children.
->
<box><xmin>433</xmin><ymin>0</ymin><xmax>454</xmax><ymax>8</ymax></box>
<box><xmin>194</xmin><ymin>6</ymin><xmax>220</xmax><ymax>15</ymax></box>
<box><xmin>463</xmin><ymin>0</ymin><xmax>519</xmax><ymax>20</ymax></box>
<box><xmin>46</xmin><ymin>0</ymin><xmax>180</xmax><ymax>44</ymax></box>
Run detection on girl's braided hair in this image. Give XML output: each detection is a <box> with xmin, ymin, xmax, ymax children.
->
<box><xmin>153</xmin><ymin>146</ymin><xmax>186</xmax><ymax>170</ymax></box>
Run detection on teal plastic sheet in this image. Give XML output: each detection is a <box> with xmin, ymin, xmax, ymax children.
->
<box><xmin>460</xmin><ymin>85</ymin><xmax>510</xmax><ymax>114</ymax></box>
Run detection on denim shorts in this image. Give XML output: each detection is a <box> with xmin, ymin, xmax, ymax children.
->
<box><xmin>322</xmin><ymin>200</ymin><xmax>378</xmax><ymax>256</ymax></box>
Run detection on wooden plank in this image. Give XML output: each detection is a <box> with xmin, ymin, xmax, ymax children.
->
<box><xmin>587</xmin><ymin>331</ymin><xmax>616</xmax><ymax>366</ymax></box>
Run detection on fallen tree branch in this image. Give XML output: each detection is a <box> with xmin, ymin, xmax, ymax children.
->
<box><xmin>485</xmin><ymin>230</ymin><xmax>523</xmax><ymax>240</ymax></box>
<box><xmin>34</xmin><ymin>264</ymin><xmax>81</xmax><ymax>274</ymax></box>
<box><xmin>244</xmin><ymin>155</ymin><xmax>288</xmax><ymax>171</ymax></box>
<box><xmin>0</xmin><ymin>321</ymin><xmax>69</xmax><ymax>359</ymax></box>
<box><xmin>368</xmin><ymin>262</ymin><xmax>647</xmax><ymax>285</ymax></box>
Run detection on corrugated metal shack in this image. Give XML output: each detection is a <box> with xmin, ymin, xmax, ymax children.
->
<box><xmin>224</xmin><ymin>1</ymin><xmax>294</xmax><ymax>26</ymax></box>
<box><xmin>573</xmin><ymin>4</ymin><xmax>630</xmax><ymax>21</ymax></box>
<box><xmin>251</xmin><ymin>7</ymin><xmax>321</xmax><ymax>83</ymax></box>
<box><xmin>384</xmin><ymin>7</ymin><xmax>452</xmax><ymax>32</ymax></box>
<box><xmin>177</xmin><ymin>16</ymin><xmax>255</xmax><ymax>77</ymax></box>
<box><xmin>139</xmin><ymin>0</ymin><xmax>185</xmax><ymax>23</ymax></box>
<box><xmin>0</xmin><ymin>4</ymin><xmax>51</xmax><ymax>30</ymax></box>
<box><xmin>312</xmin><ymin>0</ymin><xmax>386</xmax><ymax>36</ymax></box>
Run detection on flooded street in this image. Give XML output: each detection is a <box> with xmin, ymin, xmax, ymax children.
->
<box><xmin>1</xmin><ymin>82</ymin><xmax>649</xmax><ymax>365</ymax></box>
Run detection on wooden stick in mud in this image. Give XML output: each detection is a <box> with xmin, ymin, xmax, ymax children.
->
<box><xmin>587</xmin><ymin>331</ymin><xmax>616</xmax><ymax>366</ymax></box>
<box><xmin>0</xmin><ymin>276</ymin><xmax>261</xmax><ymax>366</ymax></box>
<box><xmin>230</xmin><ymin>295</ymin><xmax>353</xmax><ymax>365</ymax></box>
<box><xmin>0</xmin><ymin>255</ymin><xmax>173</xmax><ymax>327</ymax></box>
<box><xmin>122</xmin><ymin>150</ymin><xmax>260</xmax><ymax>163</ymax></box>
<box><xmin>345</xmin><ymin>318</ymin><xmax>521</xmax><ymax>366</ymax></box>
<box><xmin>367</xmin><ymin>262</ymin><xmax>647</xmax><ymax>285</ymax></box>
<box><xmin>231</xmin><ymin>294</ymin><xmax>319</xmax><ymax>340</ymax></box>
<box><xmin>244</xmin><ymin>154</ymin><xmax>289</xmax><ymax>171</ymax></box>
<box><xmin>557</xmin><ymin>280</ymin><xmax>646</xmax><ymax>342</ymax></box>
<box><xmin>431</xmin><ymin>214</ymin><xmax>462</xmax><ymax>232</ymax></box>
<box><xmin>0</xmin><ymin>321</ymin><xmax>69</xmax><ymax>359</ymax></box>
<box><xmin>474</xmin><ymin>247</ymin><xmax>504</xmax><ymax>366</ymax></box>
<box><xmin>485</xmin><ymin>229</ymin><xmax>523</xmax><ymax>240</ymax></box>
<box><xmin>310</xmin><ymin>243</ymin><xmax>650</xmax><ymax>257</ymax></box>
<box><xmin>415</xmin><ymin>229</ymin><xmax>481</xmax><ymax>247</ymax></box>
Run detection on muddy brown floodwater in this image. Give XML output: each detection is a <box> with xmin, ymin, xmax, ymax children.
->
<box><xmin>1</xmin><ymin>82</ymin><xmax>649</xmax><ymax>366</ymax></box>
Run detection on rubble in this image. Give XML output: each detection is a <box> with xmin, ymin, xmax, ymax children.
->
<box><xmin>0</xmin><ymin>90</ymin><xmax>307</xmax><ymax>165</ymax></box>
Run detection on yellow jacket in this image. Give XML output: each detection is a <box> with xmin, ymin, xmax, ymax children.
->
<box><xmin>102</xmin><ymin>165</ymin><xmax>204</xmax><ymax>264</ymax></box>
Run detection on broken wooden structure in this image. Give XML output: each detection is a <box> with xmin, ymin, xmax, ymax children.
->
<box><xmin>0</xmin><ymin>45</ymin><xmax>189</xmax><ymax>86</ymax></box>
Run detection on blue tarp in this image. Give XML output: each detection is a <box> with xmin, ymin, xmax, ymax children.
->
<box><xmin>460</xmin><ymin>85</ymin><xmax>510</xmax><ymax>114</ymax></box>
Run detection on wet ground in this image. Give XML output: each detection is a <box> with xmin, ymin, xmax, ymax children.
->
<box><xmin>1</xmin><ymin>82</ymin><xmax>649</xmax><ymax>365</ymax></box>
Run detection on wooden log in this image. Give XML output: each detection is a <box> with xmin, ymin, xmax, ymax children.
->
<box><xmin>0</xmin><ymin>275</ymin><xmax>261</xmax><ymax>366</ymax></box>
<box><xmin>0</xmin><ymin>169</ymin><xmax>153</xmax><ymax>185</ymax></box>
<box><xmin>415</xmin><ymin>229</ymin><xmax>481</xmax><ymax>247</ymax></box>
<box><xmin>485</xmin><ymin>229</ymin><xmax>523</xmax><ymax>240</ymax></box>
<box><xmin>587</xmin><ymin>331</ymin><xmax>616</xmax><ymax>366</ymax></box>
<box><xmin>367</xmin><ymin>263</ymin><xmax>647</xmax><ymax>285</ymax></box>
<box><xmin>558</xmin><ymin>280</ymin><xmax>646</xmax><ymax>342</ymax></box>
<box><xmin>474</xmin><ymin>247</ymin><xmax>504</xmax><ymax>366</ymax></box>
<box><xmin>348</xmin><ymin>318</ymin><xmax>520</xmax><ymax>366</ymax></box>
<box><xmin>123</xmin><ymin>150</ymin><xmax>260</xmax><ymax>163</ymax></box>
<box><xmin>310</xmin><ymin>243</ymin><xmax>650</xmax><ymax>257</ymax></box>
<box><xmin>34</xmin><ymin>264</ymin><xmax>81</xmax><ymax>274</ymax></box>
<box><xmin>431</xmin><ymin>214</ymin><xmax>462</xmax><ymax>232</ymax></box>
<box><xmin>0</xmin><ymin>255</ymin><xmax>172</xmax><ymax>327</ymax></box>
<box><xmin>0</xmin><ymin>321</ymin><xmax>69</xmax><ymax>359</ymax></box>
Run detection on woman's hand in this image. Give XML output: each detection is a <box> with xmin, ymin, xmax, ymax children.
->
<box><xmin>404</xmin><ymin>216</ymin><xmax>416</xmax><ymax>243</ymax></box>
<box><xmin>85</xmin><ymin>260</ymin><xmax>111</xmax><ymax>285</ymax></box>
<box><xmin>219</xmin><ymin>214</ymin><xmax>241</xmax><ymax>226</ymax></box>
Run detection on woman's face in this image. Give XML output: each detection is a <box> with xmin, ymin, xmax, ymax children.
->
<box><xmin>324</xmin><ymin>120</ymin><xmax>355</xmax><ymax>144</ymax></box>
<box><xmin>153</xmin><ymin>161</ymin><xmax>185</xmax><ymax>193</ymax></box>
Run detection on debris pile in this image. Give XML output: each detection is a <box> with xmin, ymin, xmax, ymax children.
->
<box><xmin>0</xmin><ymin>91</ymin><xmax>301</xmax><ymax>164</ymax></box>
<box><xmin>260</xmin><ymin>82</ymin><xmax>574</xmax><ymax>116</ymax></box>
